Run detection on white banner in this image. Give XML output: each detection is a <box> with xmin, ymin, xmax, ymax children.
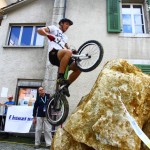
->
<box><xmin>118</xmin><ymin>95</ymin><xmax>150</xmax><ymax>149</ymax></box>
<box><xmin>5</xmin><ymin>106</ymin><xmax>33</xmax><ymax>133</ymax></box>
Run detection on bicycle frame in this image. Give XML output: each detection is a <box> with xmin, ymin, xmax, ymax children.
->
<box><xmin>63</xmin><ymin>53</ymin><xmax>90</xmax><ymax>80</ymax></box>
<box><xmin>64</xmin><ymin>65</ymin><xmax>69</xmax><ymax>80</ymax></box>
<box><xmin>72</xmin><ymin>53</ymin><xmax>90</xmax><ymax>60</ymax></box>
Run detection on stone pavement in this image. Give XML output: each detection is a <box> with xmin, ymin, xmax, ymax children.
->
<box><xmin>0</xmin><ymin>142</ymin><xmax>51</xmax><ymax>150</ymax></box>
<box><xmin>0</xmin><ymin>133</ymin><xmax>51</xmax><ymax>150</ymax></box>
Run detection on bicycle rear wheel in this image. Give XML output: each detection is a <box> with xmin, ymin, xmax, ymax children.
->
<box><xmin>46</xmin><ymin>94</ymin><xmax>69</xmax><ymax>126</ymax></box>
<box><xmin>76</xmin><ymin>40</ymin><xmax>104</xmax><ymax>72</ymax></box>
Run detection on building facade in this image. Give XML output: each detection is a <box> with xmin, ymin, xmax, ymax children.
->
<box><xmin>0</xmin><ymin>0</ymin><xmax>149</xmax><ymax>113</ymax></box>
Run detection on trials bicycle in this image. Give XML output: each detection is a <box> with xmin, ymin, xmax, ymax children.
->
<box><xmin>46</xmin><ymin>40</ymin><xmax>104</xmax><ymax>126</ymax></box>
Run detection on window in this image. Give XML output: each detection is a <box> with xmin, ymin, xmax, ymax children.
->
<box><xmin>106</xmin><ymin>0</ymin><xmax>149</xmax><ymax>34</ymax></box>
<box><xmin>8</xmin><ymin>25</ymin><xmax>44</xmax><ymax>46</ymax></box>
<box><xmin>122</xmin><ymin>4</ymin><xmax>145</xmax><ymax>34</ymax></box>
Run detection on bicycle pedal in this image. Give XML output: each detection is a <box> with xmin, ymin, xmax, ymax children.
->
<box><xmin>62</xmin><ymin>87</ymin><xmax>70</xmax><ymax>97</ymax></box>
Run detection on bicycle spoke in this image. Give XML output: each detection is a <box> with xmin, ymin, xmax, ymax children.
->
<box><xmin>46</xmin><ymin>94</ymin><xmax>69</xmax><ymax>126</ymax></box>
<box><xmin>78</xmin><ymin>43</ymin><xmax>101</xmax><ymax>69</ymax></box>
<box><xmin>77</xmin><ymin>40</ymin><xmax>103</xmax><ymax>72</ymax></box>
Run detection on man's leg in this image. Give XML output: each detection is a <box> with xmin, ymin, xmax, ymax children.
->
<box><xmin>57</xmin><ymin>49</ymin><xmax>72</xmax><ymax>79</ymax></box>
<box><xmin>61</xmin><ymin>62</ymin><xmax>81</xmax><ymax>97</ymax></box>
<box><xmin>68</xmin><ymin>62</ymin><xmax>81</xmax><ymax>84</ymax></box>
<box><xmin>57</xmin><ymin>50</ymin><xmax>81</xmax><ymax>97</ymax></box>
<box><xmin>35</xmin><ymin>117</ymin><xmax>43</xmax><ymax>147</ymax></box>
<box><xmin>43</xmin><ymin>117</ymin><xmax>52</xmax><ymax>147</ymax></box>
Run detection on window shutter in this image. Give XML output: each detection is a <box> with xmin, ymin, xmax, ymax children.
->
<box><xmin>107</xmin><ymin>0</ymin><xmax>121</xmax><ymax>33</ymax></box>
<box><xmin>148</xmin><ymin>0</ymin><xmax>150</xmax><ymax>6</ymax></box>
<box><xmin>135</xmin><ymin>64</ymin><xmax>150</xmax><ymax>74</ymax></box>
<box><xmin>148</xmin><ymin>0</ymin><xmax>150</xmax><ymax>15</ymax></box>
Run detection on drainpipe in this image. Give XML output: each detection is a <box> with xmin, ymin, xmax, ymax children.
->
<box><xmin>63</xmin><ymin>0</ymin><xmax>67</xmax><ymax>17</ymax></box>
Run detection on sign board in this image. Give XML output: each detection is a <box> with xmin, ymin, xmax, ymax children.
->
<box><xmin>5</xmin><ymin>106</ymin><xmax>33</xmax><ymax>133</ymax></box>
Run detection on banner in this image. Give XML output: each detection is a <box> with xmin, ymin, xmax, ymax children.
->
<box><xmin>118</xmin><ymin>95</ymin><xmax>150</xmax><ymax>149</ymax></box>
<box><xmin>5</xmin><ymin>106</ymin><xmax>33</xmax><ymax>133</ymax></box>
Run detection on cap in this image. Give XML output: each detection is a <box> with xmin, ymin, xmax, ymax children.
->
<box><xmin>8</xmin><ymin>95</ymin><xmax>13</xmax><ymax>98</ymax></box>
<box><xmin>59</xmin><ymin>18</ymin><xmax>73</xmax><ymax>25</ymax></box>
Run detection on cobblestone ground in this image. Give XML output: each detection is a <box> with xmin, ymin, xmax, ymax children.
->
<box><xmin>0</xmin><ymin>133</ymin><xmax>51</xmax><ymax>150</ymax></box>
<box><xmin>0</xmin><ymin>142</ymin><xmax>51</xmax><ymax>150</ymax></box>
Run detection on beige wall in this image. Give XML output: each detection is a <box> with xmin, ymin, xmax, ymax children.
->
<box><xmin>0</xmin><ymin>0</ymin><xmax>54</xmax><ymax>101</ymax></box>
<box><xmin>64</xmin><ymin>0</ymin><xmax>150</xmax><ymax>112</ymax></box>
<box><xmin>0</xmin><ymin>0</ymin><xmax>7</xmax><ymax>8</ymax></box>
<box><xmin>5</xmin><ymin>0</ymin><xmax>17</xmax><ymax>5</ymax></box>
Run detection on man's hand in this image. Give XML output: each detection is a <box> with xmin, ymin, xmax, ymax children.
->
<box><xmin>47</xmin><ymin>34</ymin><xmax>55</xmax><ymax>41</ymax></box>
<box><xmin>33</xmin><ymin>117</ymin><xmax>37</xmax><ymax>125</ymax></box>
<box><xmin>0</xmin><ymin>103</ymin><xmax>5</xmax><ymax>106</ymax></box>
<box><xmin>72</xmin><ymin>49</ymin><xmax>78</xmax><ymax>54</ymax></box>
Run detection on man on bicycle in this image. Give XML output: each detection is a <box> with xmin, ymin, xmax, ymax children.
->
<box><xmin>37</xmin><ymin>18</ymin><xmax>81</xmax><ymax>97</ymax></box>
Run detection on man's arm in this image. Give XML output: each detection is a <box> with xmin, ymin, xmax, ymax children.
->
<box><xmin>37</xmin><ymin>26</ymin><xmax>56</xmax><ymax>41</ymax></box>
<box><xmin>0</xmin><ymin>102</ymin><xmax>8</xmax><ymax>107</ymax></box>
<box><xmin>37</xmin><ymin>27</ymin><xmax>50</xmax><ymax>36</ymax></box>
<box><xmin>65</xmin><ymin>43</ymin><xmax>69</xmax><ymax>49</ymax></box>
<box><xmin>32</xmin><ymin>99</ymin><xmax>38</xmax><ymax>125</ymax></box>
<box><xmin>33</xmin><ymin>100</ymin><xmax>38</xmax><ymax>117</ymax></box>
<box><xmin>0</xmin><ymin>103</ymin><xmax>3</xmax><ymax>106</ymax></box>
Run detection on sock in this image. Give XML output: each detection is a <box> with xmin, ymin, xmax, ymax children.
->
<box><xmin>58</xmin><ymin>73</ymin><xmax>64</xmax><ymax>79</ymax></box>
<box><xmin>66</xmin><ymin>82</ymin><xmax>70</xmax><ymax>87</ymax></box>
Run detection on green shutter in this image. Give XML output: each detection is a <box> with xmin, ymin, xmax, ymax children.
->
<box><xmin>135</xmin><ymin>64</ymin><xmax>150</xmax><ymax>74</ymax></box>
<box><xmin>107</xmin><ymin>0</ymin><xmax>121</xmax><ymax>33</ymax></box>
<box><xmin>147</xmin><ymin>0</ymin><xmax>150</xmax><ymax>15</ymax></box>
<box><xmin>148</xmin><ymin>0</ymin><xmax>150</xmax><ymax>5</ymax></box>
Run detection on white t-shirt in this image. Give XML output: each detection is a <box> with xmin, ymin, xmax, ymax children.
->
<box><xmin>47</xmin><ymin>25</ymin><xmax>68</xmax><ymax>51</ymax></box>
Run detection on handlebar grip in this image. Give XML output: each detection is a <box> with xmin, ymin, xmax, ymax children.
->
<box><xmin>47</xmin><ymin>34</ymin><xmax>55</xmax><ymax>41</ymax></box>
<box><xmin>72</xmin><ymin>49</ymin><xmax>78</xmax><ymax>54</ymax></box>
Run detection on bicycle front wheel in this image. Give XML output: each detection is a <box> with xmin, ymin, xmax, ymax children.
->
<box><xmin>46</xmin><ymin>94</ymin><xmax>69</xmax><ymax>126</ymax></box>
<box><xmin>76</xmin><ymin>40</ymin><xmax>104</xmax><ymax>72</ymax></box>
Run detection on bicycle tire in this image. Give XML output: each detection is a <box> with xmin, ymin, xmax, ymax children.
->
<box><xmin>76</xmin><ymin>40</ymin><xmax>104</xmax><ymax>72</ymax></box>
<box><xmin>46</xmin><ymin>94</ymin><xmax>69</xmax><ymax>126</ymax></box>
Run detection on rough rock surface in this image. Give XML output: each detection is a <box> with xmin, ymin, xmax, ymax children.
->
<box><xmin>51</xmin><ymin>59</ymin><xmax>150</xmax><ymax>150</ymax></box>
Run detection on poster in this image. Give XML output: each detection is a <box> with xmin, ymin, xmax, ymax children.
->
<box><xmin>18</xmin><ymin>88</ymin><xmax>37</xmax><ymax>106</ymax></box>
<box><xmin>1</xmin><ymin>87</ymin><xmax>8</xmax><ymax>98</ymax></box>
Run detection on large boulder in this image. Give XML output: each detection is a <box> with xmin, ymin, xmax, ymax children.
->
<box><xmin>51</xmin><ymin>59</ymin><xmax>150</xmax><ymax>150</ymax></box>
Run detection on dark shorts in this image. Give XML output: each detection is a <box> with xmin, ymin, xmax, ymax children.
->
<box><xmin>49</xmin><ymin>49</ymin><xmax>74</xmax><ymax>67</ymax></box>
<box><xmin>49</xmin><ymin>49</ymin><xmax>60</xmax><ymax>66</ymax></box>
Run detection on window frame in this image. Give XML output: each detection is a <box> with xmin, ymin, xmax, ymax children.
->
<box><xmin>6</xmin><ymin>24</ymin><xmax>45</xmax><ymax>47</ymax></box>
<box><xmin>121</xmin><ymin>3</ymin><xmax>146</xmax><ymax>34</ymax></box>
